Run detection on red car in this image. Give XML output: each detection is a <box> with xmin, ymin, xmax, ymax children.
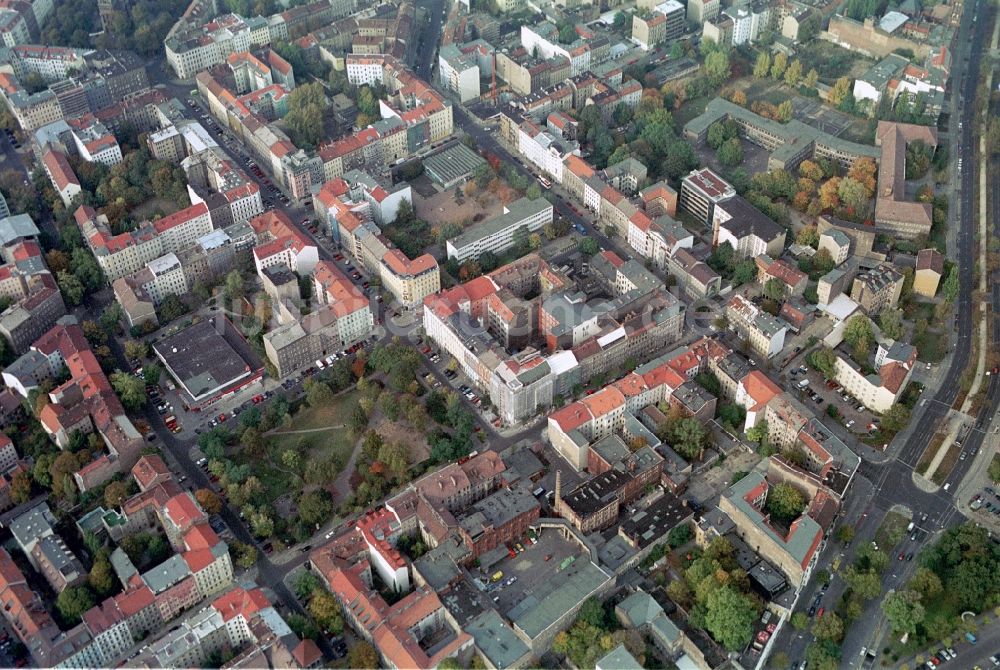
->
<box><xmin>217</xmin><ymin>414</ymin><xmax>227</xmax><ymax>422</ymax></box>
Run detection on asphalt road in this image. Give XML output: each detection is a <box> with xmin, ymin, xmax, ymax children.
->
<box><xmin>770</xmin><ymin>0</ymin><xmax>992</xmax><ymax>663</ymax></box>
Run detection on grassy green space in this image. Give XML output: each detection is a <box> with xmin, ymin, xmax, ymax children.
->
<box><xmin>913</xmin><ymin>330</ymin><xmax>946</xmax><ymax>363</ymax></box>
<box><xmin>234</xmin><ymin>390</ymin><xmax>361</xmax><ymax>503</ymax></box>
<box><xmin>795</xmin><ymin>41</ymin><xmax>873</xmax><ymax>83</ymax></box>
<box><xmin>875</xmin><ymin>510</ymin><xmax>909</xmax><ymax>550</ymax></box>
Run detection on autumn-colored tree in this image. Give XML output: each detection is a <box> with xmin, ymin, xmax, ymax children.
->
<box><xmin>796</xmin><ymin>224</ymin><xmax>819</xmax><ymax>247</ymax></box>
<box><xmin>846</xmin><ymin>157</ymin><xmax>878</xmax><ymax>198</ymax></box>
<box><xmin>104</xmin><ymin>481</ymin><xmax>129</xmax><ymax>509</ymax></box>
<box><xmin>798</xmin><ymin>177</ymin><xmax>816</xmax><ymax>194</ymax></box>
<box><xmin>729</xmin><ymin>89</ymin><xmax>747</xmax><ymax>107</ymax></box>
<box><xmin>351</xmin><ymin>356</ymin><xmax>366</xmax><ymax>379</ymax></box>
<box><xmin>798</xmin><ymin>160</ymin><xmax>824</xmax><ymax>182</ymax></box>
<box><xmin>196</xmin><ymin>488</ymin><xmax>223</xmax><ymax>514</ymax></box>
<box><xmin>917</xmin><ymin>184</ymin><xmax>935</xmax><ymax>202</ymax></box>
<box><xmin>9</xmin><ymin>470</ymin><xmax>30</xmax><ymax>505</ymax></box>
<box><xmin>46</xmin><ymin>249</ymin><xmax>69</xmax><ymax>273</ymax></box>
<box><xmin>792</xmin><ymin>191</ymin><xmax>811</xmax><ymax>212</ymax></box>
<box><xmin>818</xmin><ymin>177</ymin><xmax>842</xmax><ymax>210</ymax></box>
<box><xmin>804</xmin><ymin>68</ymin><xmax>819</xmax><ymax>89</ymax></box>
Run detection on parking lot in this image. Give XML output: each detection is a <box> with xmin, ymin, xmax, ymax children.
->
<box><xmin>476</xmin><ymin>527</ymin><xmax>584</xmax><ymax>616</ymax></box>
<box><xmin>785</xmin><ymin>363</ymin><xmax>879</xmax><ymax>438</ymax></box>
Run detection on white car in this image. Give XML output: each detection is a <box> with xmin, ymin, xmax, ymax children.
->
<box><xmin>846</xmin><ymin>420</ymin><xmax>855</xmax><ymax>428</ymax></box>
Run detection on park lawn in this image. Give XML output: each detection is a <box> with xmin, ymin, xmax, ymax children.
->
<box><xmin>913</xmin><ymin>330</ymin><xmax>946</xmax><ymax>363</ymax></box>
<box><xmin>673</xmin><ymin>94</ymin><xmax>711</xmax><ymax>127</ymax></box>
<box><xmin>875</xmin><ymin>510</ymin><xmax>910</xmax><ymax>550</ymax></box>
<box><xmin>274</xmin><ymin>390</ymin><xmax>360</xmax><ymax>431</ymax></box>
<box><xmin>236</xmin><ymin>390</ymin><xmax>362</xmax><ymax>502</ymax></box>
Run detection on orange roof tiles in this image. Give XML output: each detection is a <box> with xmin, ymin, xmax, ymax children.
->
<box><xmin>213</xmin><ymin>586</ymin><xmax>270</xmax><ymax>622</ymax></box>
<box><xmin>151</xmin><ymin>203</ymin><xmax>209</xmax><ymax>234</ymax></box>
<box><xmin>42</xmin><ymin>149</ymin><xmax>79</xmax><ymax>191</ymax></box>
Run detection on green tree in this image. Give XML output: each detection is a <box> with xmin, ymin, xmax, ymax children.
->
<box><xmin>110</xmin><ymin>370</ymin><xmax>146</xmax><ymax>411</ymax></box>
<box><xmin>753</xmin><ymin>52</ymin><xmax>771</xmax><ymax>78</ymax></box>
<box><xmin>880</xmin><ymin>404</ymin><xmax>911</xmax><ymax>433</ymax></box>
<box><xmin>224</xmin><ymin>270</ymin><xmax>245</xmax><ymax>303</ymax></box>
<box><xmin>732</xmin><ymin>259</ymin><xmax>757</xmax><ymax>286</ymax></box>
<box><xmin>89</xmin><ymin>557</ymin><xmax>115</xmax><ymax>596</ymax></box>
<box><xmin>666</xmin><ymin>417</ymin><xmax>711</xmax><ymax>460</ymax></box>
<box><xmin>811</xmin><ymin>347</ymin><xmax>838</xmax><ymax>379</ymax></box>
<box><xmin>763</xmin><ymin>278</ymin><xmax>785</xmax><ymax>301</ymax></box>
<box><xmin>843</xmin><ymin>566</ymin><xmax>881</xmax><ymax>600</ymax></box>
<box><xmin>811</xmin><ymin>612</ymin><xmax>844</xmax><ymax>642</ymax></box>
<box><xmin>704</xmin><ymin>586</ymin><xmax>757</xmax><ymax>651</ymax></box>
<box><xmin>57</xmin><ymin>271</ymin><xmax>85</xmax><ymax>305</ymax></box>
<box><xmin>704</xmin><ymin>50</ymin><xmax>731</xmax><ymax>87</ymax></box>
<box><xmin>843</xmin><ymin>315</ymin><xmax>874</xmax><ymax>357</ymax></box>
<box><xmin>57</xmin><ymin>586</ymin><xmax>95</xmax><ymax>625</ymax></box>
<box><xmin>298</xmin><ymin>489</ymin><xmax>333</xmax><ymax>526</ymax></box>
<box><xmin>909</xmin><ymin>566</ymin><xmax>943</xmax><ymax>599</ymax></box>
<box><xmin>578</xmin><ymin>237</ymin><xmax>600</xmax><ymax>256</ymax></box>
<box><xmin>878</xmin><ymin>308</ymin><xmax>904</xmax><ymax>340</ymax></box>
<box><xmin>746</xmin><ymin>420</ymin><xmax>769</xmax><ymax>445</ymax></box>
<box><xmin>284</xmin><ymin>82</ymin><xmax>326</xmax><ymax>150</ymax></box>
<box><xmin>347</xmin><ymin>641</ymin><xmax>379</xmax><ymax>669</ymax></box>
<box><xmin>717</xmin><ymin>137</ymin><xmax>743</xmax><ymax>166</ymax></box>
<box><xmin>765</xmin><ymin>482</ymin><xmax>806</xmax><ymax>523</ymax></box>
<box><xmin>784</xmin><ymin>59</ymin><xmax>803</xmax><ymax>87</ymax></box>
<box><xmin>777</xmin><ymin>100</ymin><xmax>793</xmax><ymax>123</ymax></box>
<box><xmin>941</xmin><ymin>266</ymin><xmax>959</xmax><ymax>302</ymax></box>
<box><xmin>804</xmin><ymin>68</ymin><xmax>819</xmax><ymax>89</ymax></box>
<box><xmin>123</xmin><ymin>339</ymin><xmax>148</xmax><ymax>360</ymax></box>
<box><xmin>232</xmin><ymin>541</ymin><xmax>257</xmax><ymax>569</ymax></box>
<box><xmin>835</xmin><ymin>525</ymin><xmax>856</xmax><ymax>544</ymax></box>
<box><xmin>837</xmin><ymin>176</ymin><xmax>869</xmax><ymax>211</ymax></box>
<box><xmin>770</xmin><ymin>52</ymin><xmax>788</xmax><ymax>79</ymax></box>
<box><xmin>308</xmin><ymin>590</ymin><xmax>344</xmax><ymax>634</ymax></box>
<box><xmin>438</xmin><ymin>658</ymin><xmax>462</xmax><ymax>670</ymax></box>
<box><xmin>791</xmin><ymin>612</ymin><xmax>810</xmax><ymax>629</ymax></box>
<box><xmin>306</xmin><ymin>379</ymin><xmax>334</xmax><ymax>408</ymax></box>
<box><xmin>881</xmin><ymin>590</ymin><xmax>925</xmax><ymax>635</ymax></box>
<box><xmin>612</xmin><ymin>11</ymin><xmax>630</xmax><ymax>32</ymax></box>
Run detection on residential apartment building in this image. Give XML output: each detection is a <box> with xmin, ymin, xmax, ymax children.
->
<box><xmin>687</xmin><ymin>0</ymin><xmax>721</xmax><ymax>24</ymax></box>
<box><xmin>263</xmin><ymin>260</ymin><xmax>373</xmax><ymax>376</ymax></box>
<box><xmin>719</xmin><ymin>471</ymin><xmax>823</xmax><ymax>586</ymax></box>
<box><xmin>41</xmin><ymin>148</ymin><xmax>81</xmax><ymax>206</ymax></box>
<box><xmin>74</xmin><ymin>203</ymin><xmax>214</xmax><ymax>282</ymax></box>
<box><xmin>632</xmin><ymin>0</ymin><xmax>685</xmax><ymax>50</ymax></box>
<box><xmin>833</xmin><ymin>340</ymin><xmax>916</xmax><ymax>413</ymax></box>
<box><xmin>725</xmin><ymin>294</ymin><xmax>788</xmax><ymax>359</ymax></box>
<box><xmin>711</xmin><ymin>195</ymin><xmax>786</xmax><ymax>258</ymax></box>
<box><xmin>850</xmin><ymin>263</ymin><xmax>904</xmax><ymax>315</ymax></box>
<box><xmin>913</xmin><ymin>248</ymin><xmax>943</xmax><ymax>298</ymax></box>
<box><xmin>679</xmin><ymin>168</ymin><xmax>735</xmax><ymax>225</ymax></box>
<box><xmin>445</xmin><ymin>197</ymin><xmax>553</xmax><ymax>262</ymax></box>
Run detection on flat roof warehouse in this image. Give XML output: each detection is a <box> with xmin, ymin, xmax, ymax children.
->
<box><xmin>153</xmin><ymin>317</ymin><xmax>262</xmax><ymax>404</ymax></box>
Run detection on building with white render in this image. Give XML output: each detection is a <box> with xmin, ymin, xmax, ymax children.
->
<box><xmin>446</xmin><ymin>197</ymin><xmax>553</xmax><ymax>262</ymax></box>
